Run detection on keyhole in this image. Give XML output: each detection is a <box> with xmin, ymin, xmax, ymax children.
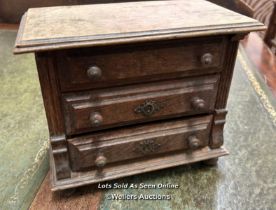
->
<box><xmin>145</xmin><ymin>104</ymin><xmax>154</xmax><ymax>114</ymax></box>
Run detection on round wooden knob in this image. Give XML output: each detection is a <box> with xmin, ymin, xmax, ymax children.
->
<box><xmin>191</xmin><ymin>97</ymin><xmax>205</xmax><ymax>110</ymax></box>
<box><xmin>87</xmin><ymin>66</ymin><xmax>102</xmax><ymax>79</ymax></box>
<box><xmin>188</xmin><ymin>135</ymin><xmax>200</xmax><ymax>149</ymax></box>
<box><xmin>201</xmin><ymin>53</ymin><xmax>213</xmax><ymax>65</ymax></box>
<box><xmin>95</xmin><ymin>155</ymin><xmax>107</xmax><ymax>167</ymax></box>
<box><xmin>90</xmin><ymin>112</ymin><xmax>103</xmax><ymax>126</ymax></box>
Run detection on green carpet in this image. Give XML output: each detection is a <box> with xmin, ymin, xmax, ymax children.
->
<box><xmin>0</xmin><ymin>30</ymin><xmax>49</xmax><ymax>210</ymax></box>
<box><xmin>0</xmin><ymin>29</ymin><xmax>275</xmax><ymax>209</ymax></box>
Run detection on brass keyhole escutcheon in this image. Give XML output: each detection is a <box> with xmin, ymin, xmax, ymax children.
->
<box><xmin>143</xmin><ymin>103</ymin><xmax>155</xmax><ymax>115</ymax></box>
<box><xmin>135</xmin><ymin>139</ymin><xmax>161</xmax><ymax>155</ymax></box>
<box><xmin>134</xmin><ymin>100</ymin><xmax>164</xmax><ymax>117</ymax></box>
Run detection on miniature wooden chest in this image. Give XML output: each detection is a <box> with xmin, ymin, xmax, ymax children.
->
<box><xmin>14</xmin><ymin>0</ymin><xmax>265</xmax><ymax>190</ymax></box>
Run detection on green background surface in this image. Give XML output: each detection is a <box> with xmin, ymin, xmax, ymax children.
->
<box><xmin>0</xmin><ymin>30</ymin><xmax>49</xmax><ymax>210</ymax></box>
<box><xmin>0</xmin><ymin>30</ymin><xmax>275</xmax><ymax>209</ymax></box>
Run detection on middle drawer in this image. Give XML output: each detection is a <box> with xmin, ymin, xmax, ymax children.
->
<box><xmin>62</xmin><ymin>75</ymin><xmax>219</xmax><ymax>135</ymax></box>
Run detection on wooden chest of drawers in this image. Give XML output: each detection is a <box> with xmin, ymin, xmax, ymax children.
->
<box><xmin>14</xmin><ymin>0</ymin><xmax>265</xmax><ymax>190</ymax></box>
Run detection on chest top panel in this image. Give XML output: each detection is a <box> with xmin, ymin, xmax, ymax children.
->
<box><xmin>14</xmin><ymin>0</ymin><xmax>265</xmax><ymax>53</ymax></box>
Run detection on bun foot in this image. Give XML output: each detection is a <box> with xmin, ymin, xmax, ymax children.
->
<box><xmin>202</xmin><ymin>157</ymin><xmax>218</xmax><ymax>166</ymax></box>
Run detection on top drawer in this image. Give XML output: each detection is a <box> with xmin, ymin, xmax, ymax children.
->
<box><xmin>57</xmin><ymin>36</ymin><xmax>227</xmax><ymax>91</ymax></box>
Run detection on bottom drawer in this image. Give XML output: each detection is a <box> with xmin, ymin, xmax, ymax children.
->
<box><xmin>68</xmin><ymin>115</ymin><xmax>213</xmax><ymax>171</ymax></box>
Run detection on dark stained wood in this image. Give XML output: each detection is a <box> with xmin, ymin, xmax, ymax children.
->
<box><xmin>210</xmin><ymin>109</ymin><xmax>228</xmax><ymax>148</ymax></box>
<box><xmin>14</xmin><ymin>1</ymin><xmax>265</xmax><ymax>191</ymax></box>
<box><xmin>264</xmin><ymin>1</ymin><xmax>276</xmax><ymax>51</ymax></box>
<box><xmin>244</xmin><ymin>0</ymin><xmax>274</xmax><ymax>23</ymax></box>
<box><xmin>241</xmin><ymin>32</ymin><xmax>276</xmax><ymax>98</ymax></box>
<box><xmin>242</xmin><ymin>0</ymin><xmax>276</xmax><ymax>53</ymax></box>
<box><xmin>57</xmin><ymin>37</ymin><xmax>226</xmax><ymax>91</ymax></box>
<box><xmin>215</xmin><ymin>38</ymin><xmax>240</xmax><ymax>109</ymax></box>
<box><xmin>63</xmin><ymin>75</ymin><xmax>219</xmax><ymax>135</ymax></box>
<box><xmin>202</xmin><ymin>157</ymin><xmax>219</xmax><ymax>166</ymax></box>
<box><xmin>35</xmin><ymin>53</ymin><xmax>71</xmax><ymax>180</ymax></box>
<box><xmin>208</xmin><ymin>0</ymin><xmax>254</xmax><ymax>17</ymax></box>
<box><xmin>211</xmin><ymin>36</ymin><xmax>241</xmax><ymax>148</ymax></box>
<box><xmin>68</xmin><ymin>115</ymin><xmax>213</xmax><ymax>171</ymax></box>
<box><xmin>236</xmin><ymin>0</ymin><xmax>254</xmax><ymax>17</ymax></box>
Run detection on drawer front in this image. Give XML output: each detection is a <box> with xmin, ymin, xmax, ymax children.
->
<box><xmin>68</xmin><ymin>115</ymin><xmax>213</xmax><ymax>171</ymax></box>
<box><xmin>57</xmin><ymin>37</ymin><xmax>226</xmax><ymax>91</ymax></box>
<box><xmin>63</xmin><ymin>75</ymin><xmax>219</xmax><ymax>135</ymax></box>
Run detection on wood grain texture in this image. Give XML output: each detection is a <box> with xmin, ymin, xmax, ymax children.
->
<box><xmin>13</xmin><ymin>0</ymin><xmax>265</xmax><ymax>53</ymax></box>
<box><xmin>63</xmin><ymin>75</ymin><xmax>219</xmax><ymax>135</ymax></box>
<box><xmin>13</xmin><ymin>0</ymin><xmax>266</xmax><ymax>192</ymax></box>
<box><xmin>35</xmin><ymin>53</ymin><xmax>65</xmax><ymax>136</ymax></box>
<box><xmin>244</xmin><ymin>0</ymin><xmax>275</xmax><ymax>38</ymax></box>
<box><xmin>68</xmin><ymin>115</ymin><xmax>212</xmax><ymax>171</ymax></box>
<box><xmin>242</xmin><ymin>0</ymin><xmax>276</xmax><ymax>50</ymax></box>
<box><xmin>28</xmin><ymin>49</ymin><xmax>276</xmax><ymax>209</ymax></box>
<box><xmin>210</xmin><ymin>109</ymin><xmax>227</xmax><ymax>148</ymax></box>
<box><xmin>208</xmin><ymin>0</ymin><xmax>254</xmax><ymax>17</ymax></box>
<box><xmin>35</xmin><ymin>52</ymin><xmax>71</xmax><ymax>180</ymax></box>
<box><xmin>57</xmin><ymin>37</ymin><xmax>226</xmax><ymax>91</ymax></box>
<box><xmin>0</xmin><ymin>0</ymin><xmax>257</xmax><ymax>24</ymax></box>
<box><xmin>51</xmin><ymin>146</ymin><xmax>228</xmax><ymax>191</ymax></box>
<box><xmin>215</xmin><ymin>37</ymin><xmax>240</xmax><ymax>109</ymax></box>
<box><xmin>211</xmin><ymin>36</ymin><xmax>240</xmax><ymax>151</ymax></box>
